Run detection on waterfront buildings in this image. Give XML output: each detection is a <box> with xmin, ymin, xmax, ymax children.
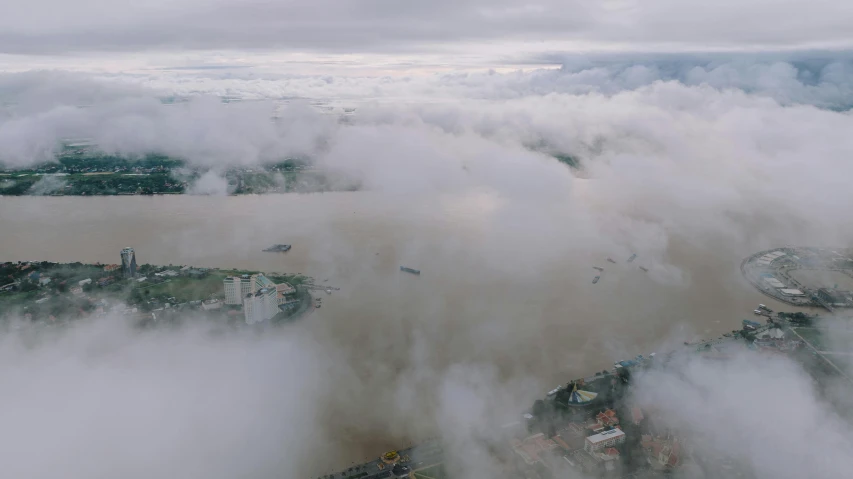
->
<box><xmin>224</xmin><ymin>274</ymin><xmax>261</xmax><ymax>305</ymax></box>
<box><xmin>276</xmin><ymin>282</ymin><xmax>295</xmax><ymax>305</ymax></box>
<box><xmin>120</xmin><ymin>247</ymin><xmax>137</xmax><ymax>278</ymax></box>
<box><xmin>223</xmin><ymin>273</ymin><xmax>289</xmax><ymax>323</ymax></box>
<box><xmin>243</xmin><ymin>287</ymin><xmax>279</xmax><ymax>324</ymax></box>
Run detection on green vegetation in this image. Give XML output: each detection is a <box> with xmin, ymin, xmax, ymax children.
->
<box><xmin>136</xmin><ymin>274</ymin><xmax>225</xmax><ymax>304</ymax></box>
<box><xmin>0</xmin><ymin>151</ymin><xmax>346</xmax><ymax>196</ymax></box>
<box><xmin>0</xmin><ymin>261</ymin><xmax>314</xmax><ymax>327</ymax></box>
<box><xmin>553</xmin><ymin>153</ymin><xmax>580</xmax><ymax>169</ymax></box>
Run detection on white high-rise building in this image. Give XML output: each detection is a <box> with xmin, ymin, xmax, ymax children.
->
<box><xmin>224</xmin><ymin>275</ymin><xmax>257</xmax><ymax>305</ymax></box>
<box><xmin>224</xmin><ymin>274</ymin><xmax>283</xmax><ymax>323</ymax></box>
<box><xmin>243</xmin><ymin>287</ymin><xmax>279</xmax><ymax>324</ymax></box>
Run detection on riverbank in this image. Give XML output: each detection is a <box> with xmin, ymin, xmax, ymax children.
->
<box><xmin>0</xmin><ymin>260</ymin><xmax>314</xmax><ymax>326</ymax></box>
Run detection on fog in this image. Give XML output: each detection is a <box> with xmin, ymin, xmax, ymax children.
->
<box><xmin>2</xmin><ymin>52</ymin><xmax>853</xmax><ymax>478</ymax></box>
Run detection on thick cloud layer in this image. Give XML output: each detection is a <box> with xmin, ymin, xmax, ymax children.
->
<box><xmin>3</xmin><ymin>51</ymin><xmax>853</xmax><ymax>479</ymax></box>
<box><xmin>1</xmin><ymin>0</ymin><xmax>852</xmax><ymax>54</ymax></box>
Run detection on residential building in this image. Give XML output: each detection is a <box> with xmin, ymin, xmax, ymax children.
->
<box><xmin>224</xmin><ymin>275</ymin><xmax>256</xmax><ymax>305</ymax></box>
<box><xmin>243</xmin><ymin>288</ymin><xmax>279</xmax><ymax>324</ymax></box>
<box><xmin>595</xmin><ymin>409</ymin><xmax>619</xmax><ymax>428</ymax></box>
<box><xmin>224</xmin><ymin>274</ymin><xmax>279</xmax><ymax>305</ymax></box>
<box><xmin>120</xmin><ymin>247</ymin><xmax>137</xmax><ymax>278</ymax></box>
<box><xmin>78</xmin><ymin>278</ymin><xmax>92</xmax><ymax>286</ymax></box>
<box><xmin>583</xmin><ymin>429</ymin><xmax>625</xmax><ymax>454</ymax></box>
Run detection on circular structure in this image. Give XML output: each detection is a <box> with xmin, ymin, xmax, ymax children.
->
<box><xmin>741</xmin><ymin>247</ymin><xmax>853</xmax><ymax>310</ymax></box>
<box><xmin>553</xmin><ymin>380</ymin><xmax>600</xmax><ymax>409</ymax></box>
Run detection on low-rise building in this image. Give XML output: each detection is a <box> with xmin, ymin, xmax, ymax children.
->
<box><xmin>201</xmin><ymin>299</ymin><xmax>222</xmax><ymax>311</ymax></box>
<box><xmin>512</xmin><ymin>433</ymin><xmax>559</xmax><ymax>466</ymax></box>
<box><xmin>79</xmin><ymin>278</ymin><xmax>92</xmax><ymax>286</ymax></box>
<box><xmin>584</xmin><ymin>429</ymin><xmax>625</xmax><ymax>454</ymax></box>
<box><xmin>276</xmin><ymin>282</ymin><xmax>295</xmax><ymax>304</ymax></box>
<box><xmin>595</xmin><ymin>409</ymin><xmax>619</xmax><ymax>428</ymax></box>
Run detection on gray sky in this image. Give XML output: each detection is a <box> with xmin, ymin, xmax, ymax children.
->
<box><xmin>1</xmin><ymin>0</ymin><xmax>852</xmax><ymax>57</ymax></box>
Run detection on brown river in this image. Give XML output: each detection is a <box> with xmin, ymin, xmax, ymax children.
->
<box><xmin>0</xmin><ymin>192</ymin><xmax>803</xmax><ymax>473</ymax></box>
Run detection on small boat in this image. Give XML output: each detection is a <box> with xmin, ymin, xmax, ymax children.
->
<box><xmin>592</xmin><ymin>275</ymin><xmax>600</xmax><ymax>284</ymax></box>
<box><xmin>627</xmin><ymin>254</ymin><xmax>637</xmax><ymax>263</ymax></box>
<box><xmin>400</xmin><ymin>266</ymin><xmax>421</xmax><ymax>275</ymax></box>
<box><xmin>262</xmin><ymin>244</ymin><xmax>292</xmax><ymax>253</ymax></box>
<box><xmin>639</xmin><ymin>266</ymin><xmax>649</xmax><ymax>272</ymax></box>
<box><xmin>607</xmin><ymin>258</ymin><xmax>616</xmax><ymax>264</ymax></box>
<box><xmin>593</xmin><ymin>266</ymin><xmax>604</xmax><ymax>272</ymax></box>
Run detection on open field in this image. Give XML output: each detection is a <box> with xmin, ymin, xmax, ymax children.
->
<box><xmin>141</xmin><ymin>272</ymin><xmax>229</xmax><ymax>303</ymax></box>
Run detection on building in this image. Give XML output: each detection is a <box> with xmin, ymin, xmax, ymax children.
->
<box><xmin>583</xmin><ymin>429</ymin><xmax>625</xmax><ymax>454</ymax></box>
<box><xmin>276</xmin><ymin>282</ymin><xmax>296</xmax><ymax>305</ymax></box>
<box><xmin>817</xmin><ymin>288</ymin><xmax>852</xmax><ymax>307</ymax></box>
<box><xmin>201</xmin><ymin>299</ymin><xmax>222</xmax><ymax>311</ymax></box>
<box><xmin>512</xmin><ymin>433</ymin><xmax>559</xmax><ymax>466</ymax></box>
<box><xmin>103</xmin><ymin>264</ymin><xmax>120</xmax><ymax>272</ymax></box>
<box><xmin>243</xmin><ymin>287</ymin><xmax>278</xmax><ymax>324</ymax></box>
<box><xmin>641</xmin><ymin>435</ymin><xmax>680</xmax><ymax>470</ymax></box>
<box><xmin>223</xmin><ymin>274</ymin><xmax>278</xmax><ymax>305</ymax></box>
<box><xmin>120</xmin><ymin>247</ymin><xmax>137</xmax><ymax>278</ymax></box>
<box><xmin>595</xmin><ymin>409</ymin><xmax>619</xmax><ymax>428</ymax></box>
<box><xmin>78</xmin><ymin>278</ymin><xmax>92</xmax><ymax>286</ymax></box>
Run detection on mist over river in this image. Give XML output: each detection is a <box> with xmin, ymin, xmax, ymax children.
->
<box><xmin>1</xmin><ymin>191</ymin><xmax>796</xmax><ymax>366</ymax></box>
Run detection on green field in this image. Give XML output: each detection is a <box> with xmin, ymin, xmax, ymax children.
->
<box><xmin>139</xmin><ymin>272</ymin><xmax>229</xmax><ymax>303</ymax></box>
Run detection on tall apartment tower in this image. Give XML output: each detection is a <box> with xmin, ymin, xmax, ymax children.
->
<box><xmin>120</xmin><ymin>247</ymin><xmax>137</xmax><ymax>278</ymax></box>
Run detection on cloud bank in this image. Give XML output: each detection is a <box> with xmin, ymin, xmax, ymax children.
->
<box><xmin>3</xmin><ymin>50</ymin><xmax>853</xmax><ymax>479</ymax></box>
<box><xmin>1</xmin><ymin>0</ymin><xmax>852</xmax><ymax>54</ymax></box>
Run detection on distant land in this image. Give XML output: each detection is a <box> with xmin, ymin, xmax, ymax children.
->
<box><xmin>0</xmin><ymin>142</ymin><xmax>580</xmax><ymax>196</ymax></box>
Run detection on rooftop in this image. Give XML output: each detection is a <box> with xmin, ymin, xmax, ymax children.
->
<box><xmin>586</xmin><ymin>429</ymin><xmax>625</xmax><ymax>445</ymax></box>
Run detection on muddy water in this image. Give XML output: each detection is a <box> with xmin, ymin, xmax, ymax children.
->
<box><xmin>0</xmin><ymin>192</ymin><xmax>800</xmax><ymax>473</ymax></box>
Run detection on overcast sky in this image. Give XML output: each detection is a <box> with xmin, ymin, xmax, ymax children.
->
<box><xmin>2</xmin><ymin>0</ymin><xmax>852</xmax><ymax>66</ymax></box>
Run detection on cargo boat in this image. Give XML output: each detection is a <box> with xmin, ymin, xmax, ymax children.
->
<box><xmin>593</xmin><ymin>266</ymin><xmax>604</xmax><ymax>272</ymax></box>
<box><xmin>263</xmin><ymin>244</ymin><xmax>291</xmax><ymax>252</ymax></box>
<box><xmin>401</xmin><ymin>266</ymin><xmax>421</xmax><ymax>275</ymax></box>
<box><xmin>592</xmin><ymin>275</ymin><xmax>600</xmax><ymax>284</ymax></box>
<box><xmin>639</xmin><ymin>266</ymin><xmax>649</xmax><ymax>272</ymax></box>
<box><xmin>607</xmin><ymin>258</ymin><xmax>616</xmax><ymax>264</ymax></box>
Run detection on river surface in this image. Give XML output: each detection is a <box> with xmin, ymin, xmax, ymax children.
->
<box><xmin>0</xmin><ymin>191</ymin><xmax>798</xmax><ymax>368</ymax></box>
<box><xmin>0</xmin><ymin>192</ymin><xmax>802</xmax><ymax>472</ymax></box>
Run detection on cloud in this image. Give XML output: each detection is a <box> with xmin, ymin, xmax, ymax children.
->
<box><xmin>0</xmin><ymin>0</ymin><xmax>851</xmax><ymax>55</ymax></box>
<box><xmin>186</xmin><ymin>170</ymin><xmax>229</xmax><ymax>195</ymax></box>
<box><xmin>26</xmin><ymin>174</ymin><xmax>67</xmax><ymax>195</ymax></box>
<box><xmin>633</xmin><ymin>350</ymin><xmax>853</xmax><ymax>478</ymax></box>
<box><xmin>3</xmin><ymin>52</ymin><xmax>853</xmax><ymax>478</ymax></box>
